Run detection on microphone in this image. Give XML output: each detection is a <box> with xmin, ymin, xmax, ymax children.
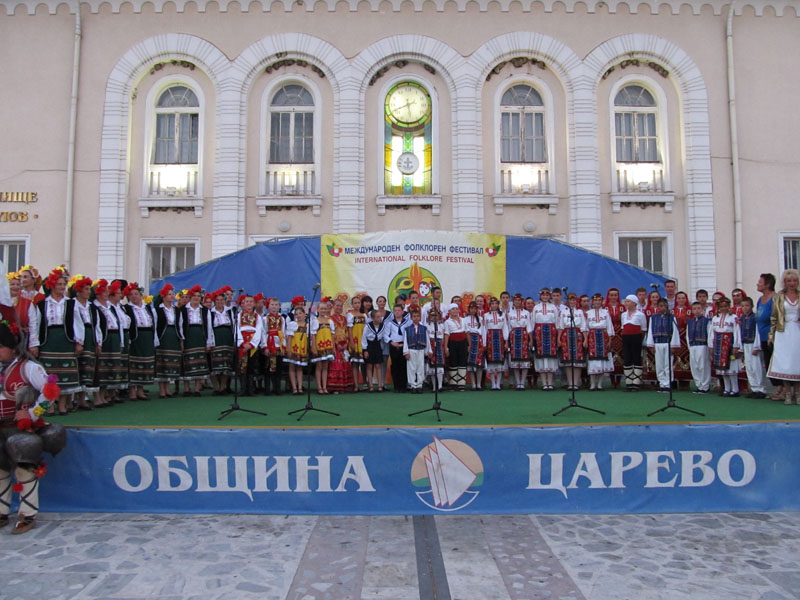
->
<box><xmin>562</xmin><ymin>285</ymin><xmax>568</xmax><ymax>294</ymax></box>
<box><xmin>313</xmin><ymin>283</ymin><xmax>321</xmax><ymax>291</ymax></box>
<box><xmin>650</xmin><ymin>283</ymin><xmax>660</xmax><ymax>289</ymax></box>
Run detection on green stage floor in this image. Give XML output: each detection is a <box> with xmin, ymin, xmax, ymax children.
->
<box><xmin>47</xmin><ymin>386</ymin><xmax>800</xmax><ymax>429</ymax></box>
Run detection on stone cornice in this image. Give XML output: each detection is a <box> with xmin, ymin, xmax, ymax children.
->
<box><xmin>3</xmin><ymin>0</ymin><xmax>799</xmax><ymax>16</ymax></box>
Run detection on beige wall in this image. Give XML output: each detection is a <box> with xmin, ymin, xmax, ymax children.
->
<box><xmin>0</xmin><ymin>2</ymin><xmax>798</xmax><ymax>292</ymax></box>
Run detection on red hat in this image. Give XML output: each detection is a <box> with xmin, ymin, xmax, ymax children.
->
<box><xmin>159</xmin><ymin>283</ymin><xmax>174</xmax><ymax>298</ymax></box>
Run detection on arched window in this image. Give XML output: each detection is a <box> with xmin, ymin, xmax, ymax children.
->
<box><xmin>614</xmin><ymin>85</ymin><xmax>658</xmax><ymax>163</ymax></box>
<box><xmin>153</xmin><ymin>85</ymin><xmax>199</xmax><ymax>165</ymax></box>
<box><xmin>269</xmin><ymin>84</ymin><xmax>314</xmax><ymax>164</ymax></box>
<box><xmin>500</xmin><ymin>84</ymin><xmax>547</xmax><ymax>163</ymax></box>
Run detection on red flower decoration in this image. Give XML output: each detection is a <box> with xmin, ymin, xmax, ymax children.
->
<box><xmin>159</xmin><ymin>283</ymin><xmax>174</xmax><ymax>297</ymax></box>
<box><xmin>253</xmin><ymin>293</ymin><xmax>264</xmax><ymax>302</ymax></box>
<box><xmin>42</xmin><ymin>381</ymin><xmax>61</xmax><ymax>401</ymax></box>
<box><xmin>8</xmin><ymin>322</ymin><xmax>19</xmax><ymax>336</ymax></box>
<box><xmin>16</xmin><ymin>418</ymin><xmax>32</xmax><ymax>431</ymax></box>
<box><xmin>12</xmin><ymin>483</ymin><xmax>23</xmax><ymax>493</ymax></box>
<box><xmin>188</xmin><ymin>285</ymin><xmax>202</xmax><ymax>296</ymax></box>
<box><xmin>292</xmin><ymin>295</ymin><xmax>305</xmax><ymax>306</ymax></box>
<box><xmin>34</xmin><ymin>462</ymin><xmax>47</xmax><ymax>479</ymax></box>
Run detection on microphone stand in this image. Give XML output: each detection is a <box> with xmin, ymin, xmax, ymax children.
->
<box><xmin>289</xmin><ymin>285</ymin><xmax>340</xmax><ymax>421</ymax></box>
<box><xmin>553</xmin><ymin>292</ymin><xmax>605</xmax><ymax>417</ymax></box>
<box><xmin>409</xmin><ymin>309</ymin><xmax>462</xmax><ymax>422</ymax></box>
<box><xmin>648</xmin><ymin>284</ymin><xmax>704</xmax><ymax>417</ymax></box>
<box><xmin>219</xmin><ymin>290</ymin><xmax>267</xmax><ymax>420</ymax></box>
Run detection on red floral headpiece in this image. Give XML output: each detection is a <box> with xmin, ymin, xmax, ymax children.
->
<box><xmin>44</xmin><ymin>267</ymin><xmax>68</xmax><ymax>291</ymax></box>
<box><xmin>253</xmin><ymin>293</ymin><xmax>264</xmax><ymax>302</ymax></box>
<box><xmin>188</xmin><ymin>285</ymin><xmax>202</xmax><ymax>297</ymax></box>
<box><xmin>219</xmin><ymin>285</ymin><xmax>232</xmax><ymax>294</ymax></box>
<box><xmin>72</xmin><ymin>277</ymin><xmax>92</xmax><ymax>292</ymax></box>
<box><xmin>123</xmin><ymin>282</ymin><xmax>141</xmax><ymax>296</ymax></box>
<box><xmin>291</xmin><ymin>295</ymin><xmax>305</xmax><ymax>306</ymax></box>
<box><xmin>159</xmin><ymin>283</ymin><xmax>174</xmax><ymax>297</ymax></box>
<box><xmin>92</xmin><ymin>279</ymin><xmax>109</xmax><ymax>296</ymax></box>
<box><xmin>108</xmin><ymin>280</ymin><xmax>123</xmax><ymax>296</ymax></box>
<box><xmin>320</xmin><ymin>296</ymin><xmax>331</xmax><ymax>303</ymax></box>
<box><xmin>237</xmin><ymin>294</ymin><xmax>247</xmax><ymax>305</ymax></box>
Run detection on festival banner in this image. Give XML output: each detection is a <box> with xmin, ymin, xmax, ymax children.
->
<box><xmin>320</xmin><ymin>231</ymin><xmax>506</xmax><ymax>307</ymax></box>
<box><xmin>40</xmin><ymin>423</ymin><xmax>800</xmax><ymax>515</ymax></box>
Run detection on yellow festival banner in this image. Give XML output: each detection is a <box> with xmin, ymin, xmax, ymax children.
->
<box><xmin>321</xmin><ymin>231</ymin><xmax>506</xmax><ymax>308</ymax></box>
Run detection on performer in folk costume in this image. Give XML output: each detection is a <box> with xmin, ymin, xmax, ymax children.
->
<box><xmin>179</xmin><ymin>286</ymin><xmax>214</xmax><ymax>396</ymax></box>
<box><xmin>696</xmin><ymin>289</ymin><xmax>713</xmax><ymax>318</ymax></box>
<box><xmin>0</xmin><ymin>319</ymin><xmax>67</xmax><ymax>534</ymax></box>
<box><xmin>425</xmin><ymin>309</ymin><xmax>446</xmax><ymax>391</ymax></box>
<box><xmin>385</xmin><ymin>302</ymin><xmax>409</xmax><ymax>392</ymax></box>
<box><xmin>506</xmin><ymin>294</ymin><xmax>532</xmax><ymax>391</ymax></box>
<box><xmin>532</xmin><ymin>288</ymin><xmax>559</xmax><ymax>391</ymax></box>
<box><xmin>645</xmin><ymin>298</ymin><xmax>681</xmax><ymax>392</ymax></box>
<box><xmin>402</xmin><ymin>308</ymin><xmax>428</xmax><ymax>393</ymax></box>
<box><xmin>28</xmin><ymin>267</ymin><xmax>83</xmax><ymax>415</ymax></box>
<box><xmin>558</xmin><ymin>293</ymin><xmax>588</xmax><ymax>391</ymax></box>
<box><xmin>7</xmin><ymin>271</ymin><xmax>33</xmax><ymax>336</ymax></box>
<box><xmin>123</xmin><ymin>283</ymin><xmax>158</xmax><ymax>401</ymax></box>
<box><xmin>443</xmin><ymin>302</ymin><xmax>468</xmax><ymax>391</ymax></box>
<box><xmin>108</xmin><ymin>280</ymin><xmax>131</xmax><ymax>402</ymax></box>
<box><xmin>285</xmin><ymin>305</ymin><xmax>309</xmax><ymax>394</ymax></box>
<box><xmin>621</xmin><ymin>294</ymin><xmax>647</xmax><ymax>392</ymax></box>
<box><xmin>310</xmin><ymin>298</ymin><xmax>335</xmax><ymax>395</ymax></box>
<box><xmin>579</xmin><ymin>295</ymin><xmax>591</xmax><ymax>319</ymax></box>
<box><xmin>767</xmin><ymin>269</ymin><xmax>800</xmax><ymax>404</ymax></box>
<box><xmin>251</xmin><ymin>293</ymin><xmax>267</xmax><ymax>392</ymax></box>
<box><xmin>328</xmin><ymin>298</ymin><xmax>355</xmax><ymax>393</ymax></box>
<box><xmin>235</xmin><ymin>294</ymin><xmax>262</xmax><ymax>397</ymax></box>
<box><xmin>474</xmin><ymin>294</ymin><xmax>487</xmax><ymax>317</ymax></box>
<box><xmin>362</xmin><ymin>309</ymin><xmax>388</xmax><ymax>392</ymax></box>
<box><xmin>154</xmin><ymin>284</ymin><xmax>183</xmax><ymax>399</ymax></box>
<box><xmin>349</xmin><ymin>295</ymin><xmax>366</xmax><ymax>390</ymax></box>
<box><xmin>604</xmin><ymin>287</ymin><xmax>625</xmax><ymax>387</ymax></box>
<box><xmin>686</xmin><ymin>301</ymin><xmax>712</xmax><ymax>394</ymax></box>
<box><xmin>18</xmin><ymin>265</ymin><xmax>45</xmax><ymax>306</ymax></box>
<box><xmin>92</xmin><ymin>279</ymin><xmax>127</xmax><ymax>405</ymax></box>
<box><xmin>465</xmin><ymin>301</ymin><xmax>485</xmax><ymax>390</ymax></box>
<box><xmin>586</xmin><ymin>293</ymin><xmax>616</xmax><ymax>391</ymax></box>
<box><xmin>483</xmin><ymin>297</ymin><xmax>507</xmax><ymax>391</ymax></box>
<box><xmin>263</xmin><ymin>297</ymin><xmax>286</xmax><ymax>396</ymax></box>
<box><xmin>738</xmin><ymin>297</ymin><xmax>767</xmax><ymax>399</ymax></box>
<box><xmin>69</xmin><ymin>275</ymin><xmax>99</xmax><ymax>410</ymax></box>
<box><xmin>209</xmin><ymin>291</ymin><xmax>235</xmax><ymax>394</ymax></box>
<box><xmin>642</xmin><ymin>289</ymin><xmax>662</xmax><ymax>385</ymax></box>
<box><xmin>709</xmin><ymin>296</ymin><xmax>742</xmax><ymax>397</ymax></box>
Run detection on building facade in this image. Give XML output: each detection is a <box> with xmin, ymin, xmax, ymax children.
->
<box><xmin>1</xmin><ymin>0</ymin><xmax>798</xmax><ymax>293</ymax></box>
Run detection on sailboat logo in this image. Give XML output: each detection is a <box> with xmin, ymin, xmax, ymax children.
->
<box><xmin>410</xmin><ymin>437</ymin><xmax>484</xmax><ymax>512</ymax></box>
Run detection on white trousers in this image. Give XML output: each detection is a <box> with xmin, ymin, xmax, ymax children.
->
<box><xmin>406</xmin><ymin>349</ymin><xmax>426</xmax><ymax>389</ymax></box>
<box><xmin>689</xmin><ymin>345</ymin><xmax>711</xmax><ymax>392</ymax></box>
<box><xmin>742</xmin><ymin>343</ymin><xmax>765</xmax><ymax>393</ymax></box>
<box><xmin>653</xmin><ymin>344</ymin><xmax>674</xmax><ymax>388</ymax></box>
<box><xmin>0</xmin><ymin>466</ymin><xmax>39</xmax><ymax>518</ymax></box>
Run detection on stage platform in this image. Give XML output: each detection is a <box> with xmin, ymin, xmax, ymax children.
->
<box><xmin>37</xmin><ymin>387</ymin><xmax>800</xmax><ymax>516</ymax></box>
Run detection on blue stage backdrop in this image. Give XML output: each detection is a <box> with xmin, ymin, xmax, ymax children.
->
<box><xmin>150</xmin><ymin>234</ymin><xmax>667</xmax><ymax>299</ymax></box>
<box><xmin>40</xmin><ymin>423</ymin><xmax>800</xmax><ymax>515</ymax></box>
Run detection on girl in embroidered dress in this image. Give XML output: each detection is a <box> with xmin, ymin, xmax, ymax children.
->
<box><xmin>532</xmin><ymin>288</ymin><xmax>559</xmax><ymax>391</ymax></box>
<box><xmin>311</xmin><ymin>298</ymin><xmax>335</xmax><ymax>395</ymax></box>
<box><xmin>506</xmin><ymin>293</ymin><xmax>532</xmax><ymax>390</ymax></box>
<box><xmin>483</xmin><ymin>297</ymin><xmax>507</xmax><ymax>391</ymax></box>
<box><xmin>285</xmin><ymin>306</ymin><xmax>309</xmax><ymax>395</ymax></box>
<box><xmin>708</xmin><ymin>296</ymin><xmax>742</xmax><ymax>397</ymax></box>
<box><xmin>558</xmin><ymin>293</ymin><xmax>588</xmax><ymax>391</ymax></box>
<box><xmin>123</xmin><ymin>283</ymin><xmax>159</xmax><ymax>401</ymax></box>
<box><xmin>604</xmin><ymin>287</ymin><xmax>624</xmax><ymax>387</ymax></box>
<box><xmin>28</xmin><ymin>268</ymin><xmax>83</xmax><ymax>415</ymax></box>
<box><xmin>328</xmin><ymin>297</ymin><xmax>355</xmax><ymax>393</ymax></box>
<box><xmin>349</xmin><ymin>295</ymin><xmax>365</xmax><ymax>390</ymax></box>
<box><xmin>586</xmin><ymin>293</ymin><xmax>616</xmax><ymax>391</ymax></box>
<box><xmin>465</xmin><ymin>301</ymin><xmax>485</xmax><ymax>390</ymax></box>
<box><xmin>209</xmin><ymin>291</ymin><xmax>234</xmax><ymax>394</ymax></box>
<box><xmin>154</xmin><ymin>284</ymin><xmax>183</xmax><ymax>399</ymax></box>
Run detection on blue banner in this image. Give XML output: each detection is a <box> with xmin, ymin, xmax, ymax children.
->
<box><xmin>41</xmin><ymin>423</ymin><xmax>800</xmax><ymax>514</ymax></box>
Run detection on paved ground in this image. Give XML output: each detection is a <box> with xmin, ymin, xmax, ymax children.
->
<box><xmin>2</xmin><ymin>511</ymin><xmax>800</xmax><ymax>600</ymax></box>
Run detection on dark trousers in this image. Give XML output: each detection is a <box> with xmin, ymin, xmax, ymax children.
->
<box><xmin>389</xmin><ymin>344</ymin><xmax>408</xmax><ymax>391</ymax></box>
<box><xmin>622</xmin><ymin>334</ymin><xmax>643</xmax><ymax>366</ymax></box>
<box><xmin>264</xmin><ymin>355</ymin><xmax>283</xmax><ymax>395</ymax></box>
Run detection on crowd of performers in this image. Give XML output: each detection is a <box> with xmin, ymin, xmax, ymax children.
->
<box><xmin>4</xmin><ymin>265</ymin><xmax>800</xmax><ymax>413</ymax></box>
